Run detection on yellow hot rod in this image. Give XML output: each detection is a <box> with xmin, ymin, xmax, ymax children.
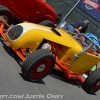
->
<box><xmin>0</xmin><ymin>21</ymin><xmax>100</xmax><ymax>94</ymax></box>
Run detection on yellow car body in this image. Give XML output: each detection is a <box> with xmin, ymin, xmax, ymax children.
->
<box><xmin>6</xmin><ymin>22</ymin><xmax>100</xmax><ymax>75</ymax></box>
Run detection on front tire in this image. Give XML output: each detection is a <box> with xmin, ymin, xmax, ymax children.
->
<box><xmin>21</xmin><ymin>49</ymin><xmax>55</xmax><ymax>82</ymax></box>
<box><xmin>83</xmin><ymin>68</ymin><xmax>100</xmax><ymax>94</ymax></box>
<box><xmin>0</xmin><ymin>5</ymin><xmax>13</xmax><ymax>24</ymax></box>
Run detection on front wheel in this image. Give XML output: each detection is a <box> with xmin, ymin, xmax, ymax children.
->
<box><xmin>21</xmin><ymin>49</ymin><xmax>55</xmax><ymax>82</ymax></box>
<box><xmin>83</xmin><ymin>68</ymin><xmax>100</xmax><ymax>94</ymax></box>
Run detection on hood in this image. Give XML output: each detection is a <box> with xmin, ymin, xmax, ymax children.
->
<box><xmin>7</xmin><ymin>22</ymin><xmax>82</xmax><ymax>51</ymax></box>
<box><xmin>19</xmin><ymin>22</ymin><xmax>81</xmax><ymax>47</ymax></box>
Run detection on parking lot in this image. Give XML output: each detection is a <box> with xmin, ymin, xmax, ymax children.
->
<box><xmin>0</xmin><ymin>37</ymin><xmax>100</xmax><ymax>100</ymax></box>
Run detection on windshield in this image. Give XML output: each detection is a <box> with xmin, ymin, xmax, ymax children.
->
<box><xmin>73</xmin><ymin>33</ymin><xmax>100</xmax><ymax>55</ymax></box>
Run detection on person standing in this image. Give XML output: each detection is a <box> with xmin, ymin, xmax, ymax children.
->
<box><xmin>54</xmin><ymin>13</ymin><xmax>62</xmax><ymax>27</ymax></box>
<box><xmin>64</xmin><ymin>20</ymin><xmax>89</xmax><ymax>33</ymax></box>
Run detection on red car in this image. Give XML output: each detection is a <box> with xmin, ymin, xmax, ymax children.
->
<box><xmin>0</xmin><ymin>0</ymin><xmax>56</xmax><ymax>25</ymax></box>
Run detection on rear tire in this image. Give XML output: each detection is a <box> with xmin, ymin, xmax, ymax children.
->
<box><xmin>21</xmin><ymin>49</ymin><xmax>55</xmax><ymax>82</ymax></box>
<box><xmin>83</xmin><ymin>68</ymin><xmax>100</xmax><ymax>94</ymax></box>
<box><xmin>39</xmin><ymin>20</ymin><xmax>55</xmax><ymax>27</ymax></box>
<box><xmin>0</xmin><ymin>5</ymin><xmax>13</xmax><ymax>24</ymax></box>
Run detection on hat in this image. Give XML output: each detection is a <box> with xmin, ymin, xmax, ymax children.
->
<box><xmin>84</xmin><ymin>20</ymin><xmax>89</xmax><ymax>24</ymax></box>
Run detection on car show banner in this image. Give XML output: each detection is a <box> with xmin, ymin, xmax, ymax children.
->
<box><xmin>78</xmin><ymin>0</ymin><xmax>100</xmax><ymax>21</ymax></box>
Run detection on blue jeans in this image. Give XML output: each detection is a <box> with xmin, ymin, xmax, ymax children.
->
<box><xmin>63</xmin><ymin>25</ymin><xmax>74</xmax><ymax>32</ymax></box>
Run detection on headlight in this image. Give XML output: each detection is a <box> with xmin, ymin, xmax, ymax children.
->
<box><xmin>8</xmin><ymin>25</ymin><xmax>23</xmax><ymax>40</ymax></box>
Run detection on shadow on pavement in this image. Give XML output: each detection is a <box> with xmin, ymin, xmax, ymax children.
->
<box><xmin>49</xmin><ymin>69</ymin><xmax>81</xmax><ymax>87</ymax></box>
<box><xmin>0</xmin><ymin>37</ymin><xmax>22</xmax><ymax>67</ymax></box>
<box><xmin>19</xmin><ymin>73</ymin><xmax>45</xmax><ymax>85</ymax></box>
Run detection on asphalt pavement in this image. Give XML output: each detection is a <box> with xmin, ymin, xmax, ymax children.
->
<box><xmin>0</xmin><ymin>37</ymin><xmax>100</xmax><ymax>100</ymax></box>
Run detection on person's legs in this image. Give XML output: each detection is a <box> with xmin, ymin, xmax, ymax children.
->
<box><xmin>64</xmin><ymin>24</ymin><xmax>74</xmax><ymax>32</ymax></box>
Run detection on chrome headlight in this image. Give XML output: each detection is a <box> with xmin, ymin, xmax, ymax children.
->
<box><xmin>8</xmin><ymin>25</ymin><xmax>23</xmax><ymax>40</ymax></box>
